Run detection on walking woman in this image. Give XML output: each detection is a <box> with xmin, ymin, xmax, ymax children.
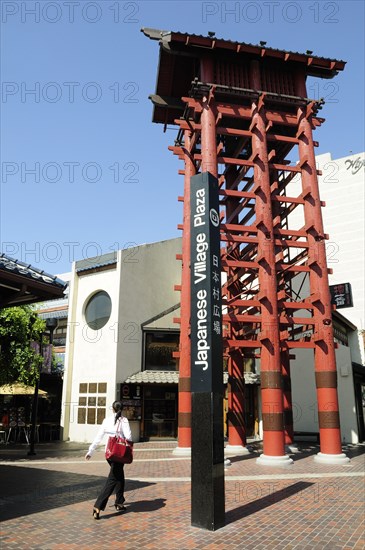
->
<box><xmin>85</xmin><ymin>400</ymin><xmax>132</xmax><ymax>519</ymax></box>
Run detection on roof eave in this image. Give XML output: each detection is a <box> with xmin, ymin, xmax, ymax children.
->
<box><xmin>142</xmin><ymin>28</ymin><xmax>346</xmax><ymax>74</ymax></box>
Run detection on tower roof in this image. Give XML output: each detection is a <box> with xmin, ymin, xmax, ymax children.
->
<box><xmin>142</xmin><ymin>28</ymin><xmax>346</xmax><ymax>125</ymax></box>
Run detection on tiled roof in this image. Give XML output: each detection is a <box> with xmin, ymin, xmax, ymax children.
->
<box><xmin>123</xmin><ymin>370</ymin><xmax>260</xmax><ymax>385</ymax></box>
<box><xmin>76</xmin><ymin>258</ymin><xmax>117</xmax><ymax>273</ymax></box>
<box><xmin>141</xmin><ymin>28</ymin><xmax>346</xmax><ymax>67</ymax></box>
<box><xmin>0</xmin><ymin>253</ymin><xmax>67</xmax><ymax>307</ymax></box>
<box><xmin>0</xmin><ymin>254</ymin><xmax>66</xmax><ymax>288</ymax></box>
<box><xmin>39</xmin><ymin>310</ymin><xmax>68</xmax><ymax>319</ymax></box>
<box><xmin>124</xmin><ymin>370</ymin><xmax>179</xmax><ymax>384</ymax></box>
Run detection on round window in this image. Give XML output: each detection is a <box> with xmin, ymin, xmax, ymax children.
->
<box><xmin>84</xmin><ymin>291</ymin><xmax>112</xmax><ymax>330</ymax></box>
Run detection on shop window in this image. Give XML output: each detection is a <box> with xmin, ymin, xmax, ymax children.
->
<box><xmin>77</xmin><ymin>382</ymin><xmax>107</xmax><ymax>425</ymax></box>
<box><xmin>143</xmin><ymin>386</ymin><xmax>177</xmax><ymax>438</ymax></box>
<box><xmin>144</xmin><ymin>331</ymin><xmax>179</xmax><ymax>371</ymax></box>
<box><xmin>84</xmin><ymin>291</ymin><xmax>112</xmax><ymax>330</ymax></box>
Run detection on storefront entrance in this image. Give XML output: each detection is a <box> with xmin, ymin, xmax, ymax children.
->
<box><xmin>143</xmin><ymin>385</ymin><xmax>177</xmax><ymax>439</ymax></box>
<box><xmin>121</xmin><ymin>378</ymin><xmax>259</xmax><ymax>441</ymax></box>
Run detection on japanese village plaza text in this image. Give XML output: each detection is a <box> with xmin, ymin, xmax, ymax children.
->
<box><xmin>192</xmin><ymin>184</ymin><xmax>222</xmax><ymax>374</ymax></box>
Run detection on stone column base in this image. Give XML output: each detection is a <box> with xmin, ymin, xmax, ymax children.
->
<box><xmin>225</xmin><ymin>445</ymin><xmax>251</xmax><ymax>455</ymax></box>
<box><xmin>172</xmin><ymin>446</ymin><xmax>191</xmax><ymax>456</ymax></box>
<box><xmin>256</xmin><ymin>454</ymin><xmax>294</xmax><ymax>466</ymax></box>
<box><xmin>314</xmin><ymin>452</ymin><xmax>350</xmax><ymax>465</ymax></box>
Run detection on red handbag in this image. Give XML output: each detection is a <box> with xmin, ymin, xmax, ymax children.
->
<box><xmin>105</xmin><ymin>435</ymin><xmax>133</xmax><ymax>463</ymax></box>
<box><xmin>105</xmin><ymin>419</ymin><xmax>133</xmax><ymax>463</ymax></box>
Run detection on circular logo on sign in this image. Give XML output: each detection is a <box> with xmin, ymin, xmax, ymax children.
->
<box><xmin>210</xmin><ymin>208</ymin><xmax>219</xmax><ymax>227</ymax></box>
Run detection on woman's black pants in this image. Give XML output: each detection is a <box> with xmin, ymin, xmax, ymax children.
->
<box><xmin>94</xmin><ymin>460</ymin><xmax>125</xmax><ymax>510</ymax></box>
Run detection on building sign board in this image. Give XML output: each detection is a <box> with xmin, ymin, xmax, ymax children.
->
<box><xmin>118</xmin><ymin>383</ymin><xmax>142</xmax><ymax>420</ymax></box>
<box><xmin>330</xmin><ymin>282</ymin><xmax>353</xmax><ymax>309</ymax></box>
<box><xmin>344</xmin><ymin>156</ymin><xmax>365</xmax><ymax>175</ymax></box>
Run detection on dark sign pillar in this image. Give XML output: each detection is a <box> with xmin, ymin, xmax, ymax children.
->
<box><xmin>190</xmin><ymin>172</ymin><xmax>225</xmax><ymax>530</ymax></box>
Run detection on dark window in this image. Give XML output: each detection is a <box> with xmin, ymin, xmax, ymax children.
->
<box><xmin>144</xmin><ymin>331</ymin><xmax>179</xmax><ymax>371</ymax></box>
<box><xmin>85</xmin><ymin>291</ymin><xmax>112</xmax><ymax>330</ymax></box>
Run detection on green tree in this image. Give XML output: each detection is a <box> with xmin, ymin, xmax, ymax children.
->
<box><xmin>0</xmin><ymin>306</ymin><xmax>45</xmax><ymax>385</ymax></box>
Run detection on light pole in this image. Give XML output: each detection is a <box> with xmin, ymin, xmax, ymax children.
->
<box><xmin>28</xmin><ymin>317</ymin><xmax>58</xmax><ymax>456</ymax></box>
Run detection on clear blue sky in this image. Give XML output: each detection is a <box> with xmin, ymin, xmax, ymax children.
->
<box><xmin>1</xmin><ymin>0</ymin><xmax>364</xmax><ymax>276</ymax></box>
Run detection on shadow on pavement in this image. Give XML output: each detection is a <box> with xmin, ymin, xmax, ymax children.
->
<box><xmin>227</xmin><ymin>453</ymin><xmax>259</xmax><ymax>464</ymax></box>
<box><xmin>289</xmin><ymin>444</ymin><xmax>320</xmax><ymax>461</ymax></box>
<box><xmin>226</xmin><ymin>481</ymin><xmax>313</xmax><ymax>525</ymax></box>
<box><xmin>290</xmin><ymin>442</ymin><xmax>365</xmax><ymax>461</ymax></box>
<box><xmin>99</xmin><ymin>498</ymin><xmax>167</xmax><ymax>519</ymax></box>
<box><xmin>0</xmin><ymin>465</ymin><xmax>154</xmax><ymax>522</ymax></box>
<box><xmin>342</xmin><ymin>444</ymin><xmax>365</xmax><ymax>458</ymax></box>
<box><xmin>0</xmin><ymin>442</ymin><xmax>88</xmax><ymax>462</ymax></box>
<box><xmin>126</xmin><ymin>498</ymin><xmax>166</xmax><ymax>513</ymax></box>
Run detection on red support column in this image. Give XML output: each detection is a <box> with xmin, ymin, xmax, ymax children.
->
<box><xmin>200</xmin><ymin>56</ymin><xmax>218</xmax><ymax>178</ymax></box>
<box><xmin>271</xmin><ymin>172</ymin><xmax>294</xmax><ymax>448</ymax></box>
<box><xmin>253</xmin><ymin>111</ymin><xmax>290</xmax><ymax>464</ymax></box>
<box><xmin>296</xmin><ymin>74</ymin><xmax>349</xmax><ymax>464</ymax></box>
<box><xmin>251</xmin><ymin>63</ymin><xmax>292</xmax><ymax>466</ymax></box>
<box><xmin>175</xmin><ymin>130</ymin><xmax>196</xmax><ymax>455</ymax></box>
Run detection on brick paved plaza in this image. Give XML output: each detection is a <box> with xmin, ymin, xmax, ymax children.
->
<box><xmin>0</xmin><ymin>440</ymin><xmax>364</xmax><ymax>549</ymax></box>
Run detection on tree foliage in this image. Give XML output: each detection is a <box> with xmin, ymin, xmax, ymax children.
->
<box><xmin>0</xmin><ymin>306</ymin><xmax>45</xmax><ymax>385</ymax></box>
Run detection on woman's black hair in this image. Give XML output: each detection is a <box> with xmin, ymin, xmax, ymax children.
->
<box><xmin>112</xmin><ymin>400</ymin><xmax>123</xmax><ymax>424</ymax></box>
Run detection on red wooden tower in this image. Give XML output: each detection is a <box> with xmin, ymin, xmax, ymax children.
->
<box><xmin>143</xmin><ymin>28</ymin><xmax>349</xmax><ymax>465</ymax></box>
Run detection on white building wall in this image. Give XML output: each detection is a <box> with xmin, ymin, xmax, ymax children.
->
<box><xmin>287</xmin><ymin>151</ymin><xmax>365</xmax><ymax>361</ymax></box>
<box><xmin>60</xmin><ymin>263</ymin><xmax>79</xmax><ymax>441</ymax></box>
<box><xmin>289</xmin><ymin>349</ymin><xmax>317</xmax><ymax>433</ymax></box>
<box><xmin>335</xmin><ymin>345</ymin><xmax>359</xmax><ymax>445</ymax></box>
<box><xmin>290</xmin><ymin>346</ymin><xmax>359</xmax><ymax>444</ymax></box>
<box><xmin>316</xmin><ymin>152</ymin><xmax>364</xmax><ymax>334</ymax></box>
<box><xmin>63</xmin><ymin>262</ymin><xmax>121</xmax><ymax>443</ymax></box>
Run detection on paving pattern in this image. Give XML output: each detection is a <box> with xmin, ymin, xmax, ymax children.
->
<box><xmin>0</xmin><ymin>441</ymin><xmax>364</xmax><ymax>549</ymax></box>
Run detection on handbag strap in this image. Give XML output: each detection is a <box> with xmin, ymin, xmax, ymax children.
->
<box><xmin>115</xmin><ymin>416</ymin><xmax>123</xmax><ymax>437</ymax></box>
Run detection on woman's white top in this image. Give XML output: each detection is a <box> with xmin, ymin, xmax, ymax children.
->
<box><xmin>87</xmin><ymin>414</ymin><xmax>132</xmax><ymax>456</ymax></box>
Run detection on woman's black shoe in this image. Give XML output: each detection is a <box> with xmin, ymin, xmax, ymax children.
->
<box><xmin>114</xmin><ymin>502</ymin><xmax>126</xmax><ymax>512</ymax></box>
<box><xmin>93</xmin><ymin>507</ymin><xmax>100</xmax><ymax>519</ymax></box>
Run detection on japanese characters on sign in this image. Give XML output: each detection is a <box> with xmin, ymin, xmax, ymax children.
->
<box><xmin>329</xmin><ymin>283</ymin><xmax>354</xmax><ymax>309</ymax></box>
<box><xmin>190</xmin><ymin>172</ymin><xmax>223</xmax><ymax>393</ymax></box>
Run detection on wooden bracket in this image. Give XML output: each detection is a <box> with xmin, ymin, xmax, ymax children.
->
<box><xmin>249</xmin><ymin>119</ymin><xmax>258</xmax><ymax>133</ymax></box>
<box><xmin>258</xmin><ymin>93</ymin><xmax>266</xmax><ymax>112</ymax></box>
<box><xmin>302</xmin><ymin>186</ymin><xmax>312</xmax><ymax>199</ymax></box>
<box><xmin>299</xmin><ymin>156</ymin><xmax>309</xmax><ymax>169</ymax></box>
<box><xmin>306</xmin><ymin>101</ymin><xmax>316</xmax><ymax>118</ymax></box>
